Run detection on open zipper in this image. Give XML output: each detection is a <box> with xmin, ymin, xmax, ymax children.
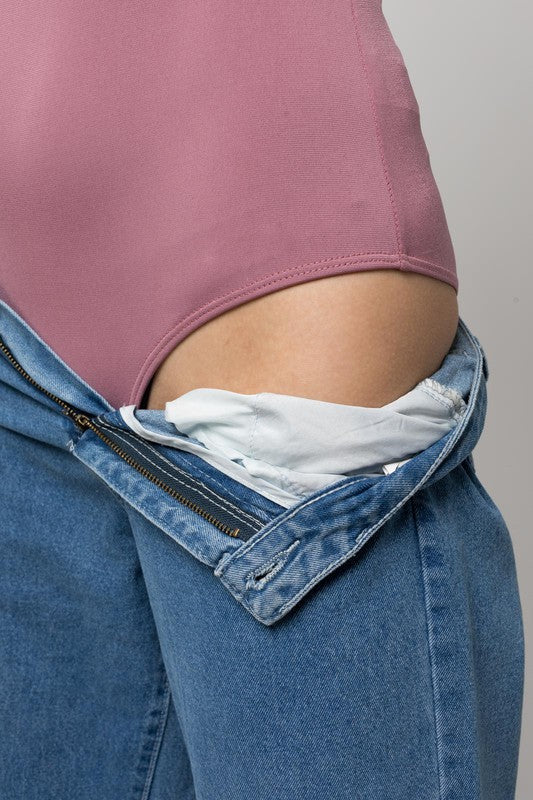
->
<box><xmin>0</xmin><ymin>337</ymin><xmax>262</xmax><ymax>540</ymax></box>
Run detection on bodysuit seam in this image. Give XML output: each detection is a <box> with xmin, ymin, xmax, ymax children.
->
<box><xmin>128</xmin><ymin>254</ymin><xmax>456</xmax><ymax>405</ymax></box>
<box><xmin>349</xmin><ymin>0</ymin><xmax>404</xmax><ymax>259</ymax></box>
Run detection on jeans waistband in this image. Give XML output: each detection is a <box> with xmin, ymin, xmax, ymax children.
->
<box><xmin>0</xmin><ymin>297</ymin><xmax>490</xmax><ymax>625</ymax></box>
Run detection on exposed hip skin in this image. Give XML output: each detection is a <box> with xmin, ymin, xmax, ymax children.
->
<box><xmin>144</xmin><ymin>270</ymin><xmax>459</xmax><ymax>410</ymax></box>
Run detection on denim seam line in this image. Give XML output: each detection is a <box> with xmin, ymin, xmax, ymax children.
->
<box><xmin>119</xmin><ymin>409</ymin><xmax>277</xmax><ymax>521</ymax></box>
<box><xmin>97</xmin><ymin>418</ymin><xmax>263</xmax><ymax>527</ymax></box>
<box><xmin>93</xmin><ymin>420</ymin><xmax>264</xmax><ymax>532</ymax></box>
<box><xmin>221</xmin><ymin>318</ymin><xmax>482</xmax><ymax>577</ymax></box>
<box><xmin>131</xmin><ymin>671</ymin><xmax>172</xmax><ymax>800</ymax></box>
<box><xmin>410</xmin><ymin>497</ymin><xmax>444</xmax><ymax>800</ymax></box>
<box><xmin>270</xmin><ymin>353</ymin><xmax>481</xmax><ymax>620</ymax></box>
<box><xmin>140</xmin><ymin>681</ymin><xmax>172</xmax><ymax>800</ymax></box>
<box><xmin>102</xmin><ymin>418</ymin><xmax>266</xmax><ymax>527</ymax></box>
<box><xmin>419</xmin><ymin>377</ymin><xmax>467</xmax><ymax>416</ymax></box>
<box><xmin>221</xmin><ymin>327</ymin><xmax>483</xmax><ymax>622</ymax></box>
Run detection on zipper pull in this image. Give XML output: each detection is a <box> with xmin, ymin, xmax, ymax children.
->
<box><xmin>63</xmin><ymin>409</ymin><xmax>92</xmax><ymax>430</ymax></box>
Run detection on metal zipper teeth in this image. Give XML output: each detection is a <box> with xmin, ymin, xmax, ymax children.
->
<box><xmin>0</xmin><ymin>337</ymin><xmax>241</xmax><ymax>539</ymax></box>
<box><xmin>0</xmin><ymin>338</ymin><xmax>88</xmax><ymax>416</ymax></box>
<box><xmin>73</xmin><ymin>414</ymin><xmax>241</xmax><ymax>538</ymax></box>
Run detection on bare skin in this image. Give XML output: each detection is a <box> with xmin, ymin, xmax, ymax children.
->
<box><xmin>143</xmin><ymin>270</ymin><xmax>459</xmax><ymax>411</ymax></box>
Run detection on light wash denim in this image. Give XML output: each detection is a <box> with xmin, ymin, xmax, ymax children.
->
<box><xmin>0</xmin><ymin>297</ymin><xmax>524</xmax><ymax>800</ymax></box>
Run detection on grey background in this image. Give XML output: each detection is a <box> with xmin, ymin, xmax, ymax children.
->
<box><xmin>384</xmin><ymin>1</ymin><xmax>531</xmax><ymax>794</ymax></box>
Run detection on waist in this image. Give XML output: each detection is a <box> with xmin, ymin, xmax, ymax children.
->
<box><xmin>142</xmin><ymin>270</ymin><xmax>459</xmax><ymax>410</ymax></box>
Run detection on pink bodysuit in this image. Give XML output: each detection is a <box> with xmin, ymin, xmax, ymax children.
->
<box><xmin>0</xmin><ymin>1</ymin><xmax>457</xmax><ymax>409</ymax></box>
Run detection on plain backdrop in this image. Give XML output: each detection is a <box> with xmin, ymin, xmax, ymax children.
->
<box><xmin>383</xmin><ymin>1</ymin><xmax>531</xmax><ymax>795</ymax></box>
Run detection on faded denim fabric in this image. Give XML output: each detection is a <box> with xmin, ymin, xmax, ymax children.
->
<box><xmin>0</xmin><ymin>297</ymin><xmax>524</xmax><ymax>800</ymax></box>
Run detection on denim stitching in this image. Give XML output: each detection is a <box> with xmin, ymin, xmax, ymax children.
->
<box><xmin>418</xmin><ymin>386</ymin><xmax>464</xmax><ymax>423</ymax></box>
<box><xmin>222</xmin><ymin>319</ymin><xmax>482</xmax><ymax>575</ymax></box>
<box><xmin>271</xmin><ymin>348</ymin><xmax>482</xmax><ymax>617</ymax></box>
<box><xmin>99</xmin><ymin>418</ymin><xmax>268</xmax><ymax>528</ymax></box>
<box><xmin>228</xmin><ymin>326</ymin><xmax>483</xmax><ymax>618</ymax></box>
<box><xmin>119</xmin><ymin>412</ymin><xmax>278</xmax><ymax>520</ymax></box>
<box><xmin>94</xmin><ymin>422</ymin><xmax>262</xmax><ymax>531</ymax></box>
<box><xmin>419</xmin><ymin>377</ymin><xmax>466</xmax><ymax>414</ymax></box>
<box><xmin>140</xmin><ymin>680</ymin><xmax>172</xmax><ymax>800</ymax></box>
<box><xmin>245</xmin><ymin>540</ymin><xmax>301</xmax><ymax>590</ymax></box>
<box><xmin>418</xmin><ymin>386</ymin><xmax>455</xmax><ymax>413</ymax></box>
<box><xmin>95</xmin><ymin>419</ymin><xmax>264</xmax><ymax>529</ymax></box>
<box><xmin>410</xmin><ymin>498</ymin><xmax>445</xmax><ymax>800</ymax></box>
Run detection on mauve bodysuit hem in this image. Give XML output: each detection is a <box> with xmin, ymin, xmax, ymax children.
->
<box><xmin>128</xmin><ymin>254</ymin><xmax>458</xmax><ymax>408</ymax></box>
<box><xmin>0</xmin><ymin>1</ymin><xmax>459</xmax><ymax>410</ymax></box>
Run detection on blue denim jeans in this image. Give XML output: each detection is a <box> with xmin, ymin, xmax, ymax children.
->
<box><xmin>0</xmin><ymin>297</ymin><xmax>524</xmax><ymax>800</ymax></box>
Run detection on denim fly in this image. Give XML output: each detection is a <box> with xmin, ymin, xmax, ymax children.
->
<box><xmin>0</xmin><ymin>298</ymin><xmax>501</xmax><ymax>625</ymax></box>
<box><xmin>0</xmin><ymin>296</ymin><xmax>524</xmax><ymax>800</ymax></box>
